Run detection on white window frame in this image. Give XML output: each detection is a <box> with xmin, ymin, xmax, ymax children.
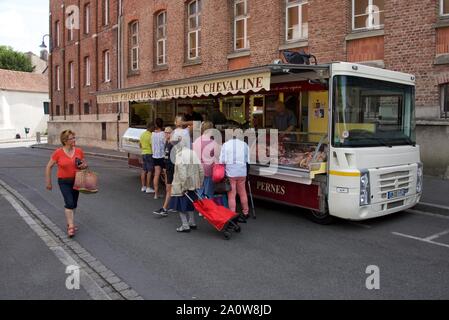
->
<box><xmin>441</xmin><ymin>0</ymin><xmax>449</xmax><ymax>16</ymax></box>
<box><xmin>55</xmin><ymin>21</ymin><xmax>60</xmax><ymax>47</ymax></box>
<box><xmin>104</xmin><ymin>0</ymin><xmax>110</xmax><ymax>26</ymax></box>
<box><xmin>285</xmin><ymin>0</ymin><xmax>308</xmax><ymax>42</ymax></box>
<box><xmin>234</xmin><ymin>0</ymin><xmax>249</xmax><ymax>51</ymax></box>
<box><xmin>56</xmin><ymin>66</ymin><xmax>60</xmax><ymax>91</ymax></box>
<box><xmin>156</xmin><ymin>11</ymin><xmax>167</xmax><ymax>65</ymax></box>
<box><xmin>187</xmin><ymin>0</ymin><xmax>201</xmax><ymax>60</ymax></box>
<box><xmin>85</xmin><ymin>4</ymin><xmax>90</xmax><ymax>34</ymax></box>
<box><xmin>130</xmin><ymin>21</ymin><xmax>139</xmax><ymax>71</ymax></box>
<box><xmin>352</xmin><ymin>0</ymin><xmax>384</xmax><ymax>31</ymax></box>
<box><xmin>104</xmin><ymin>51</ymin><xmax>110</xmax><ymax>82</ymax></box>
<box><xmin>85</xmin><ymin>57</ymin><xmax>91</xmax><ymax>86</ymax></box>
<box><xmin>68</xmin><ymin>12</ymin><xmax>74</xmax><ymax>41</ymax></box>
<box><xmin>69</xmin><ymin>62</ymin><xmax>74</xmax><ymax>89</ymax></box>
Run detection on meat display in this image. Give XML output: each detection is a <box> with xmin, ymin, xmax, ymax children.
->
<box><xmin>261</xmin><ymin>142</ymin><xmax>327</xmax><ymax>170</ymax></box>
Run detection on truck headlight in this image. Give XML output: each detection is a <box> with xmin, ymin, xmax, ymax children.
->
<box><xmin>360</xmin><ymin>170</ymin><xmax>371</xmax><ymax>206</ymax></box>
<box><xmin>416</xmin><ymin>163</ymin><xmax>423</xmax><ymax>194</ymax></box>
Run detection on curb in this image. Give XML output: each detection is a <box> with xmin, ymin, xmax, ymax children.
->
<box><xmin>413</xmin><ymin>202</ymin><xmax>449</xmax><ymax>217</ymax></box>
<box><xmin>31</xmin><ymin>144</ymin><xmax>127</xmax><ymax>161</ymax></box>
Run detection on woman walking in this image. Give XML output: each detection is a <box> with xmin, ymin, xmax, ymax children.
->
<box><xmin>45</xmin><ymin>130</ymin><xmax>87</xmax><ymax>238</ymax></box>
<box><xmin>169</xmin><ymin>137</ymin><xmax>204</xmax><ymax>233</ymax></box>
<box><xmin>153</xmin><ymin>126</ymin><xmax>175</xmax><ymax>216</ymax></box>
<box><xmin>152</xmin><ymin>118</ymin><xmax>166</xmax><ymax>200</ymax></box>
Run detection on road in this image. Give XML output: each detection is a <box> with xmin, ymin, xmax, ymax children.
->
<box><xmin>0</xmin><ymin>146</ymin><xmax>448</xmax><ymax>300</ymax></box>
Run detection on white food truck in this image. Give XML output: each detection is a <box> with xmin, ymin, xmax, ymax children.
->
<box><xmin>115</xmin><ymin>62</ymin><xmax>422</xmax><ymax>224</ymax></box>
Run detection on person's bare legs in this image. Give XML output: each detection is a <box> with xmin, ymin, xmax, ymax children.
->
<box><xmin>65</xmin><ymin>209</ymin><xmax>74</xmax><ymax>228</ymax></box>
<box><xmin>163</xmin><ymin>184</ymin><xmax>172</xmax><ymax>209</ymax></box>
<box><xmin>141</xmin><ymin>171</ymin><xmax>147</xmax><ymax>189</ymax></box>
<box><xmin>153</xmin><ymin>166</ymin><xmax>162</xmax><ymax>197</ymax></box>
<box><xmin>146</xmin><ymin>171</ymin><xmax>153</xmax><ymax>189</ymax></box>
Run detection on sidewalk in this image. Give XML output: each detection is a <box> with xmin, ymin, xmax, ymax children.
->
<box><xmin>0</xmin><ymin>137</ymin><xmax>47</xmax><ymax>144</ymax></box>
<box><xmin>0</xmin><ymin>194</ymin><xmax>90</xmax><ymax>299</ymax></box>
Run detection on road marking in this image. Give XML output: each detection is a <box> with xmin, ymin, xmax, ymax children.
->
<box><xmin>425</xmin><ymin>229</ymin><xmax>449</xmax><ymax>241</ymax></box>
<box><xmin>392</xmin><ymin>232</ymin><xmax>449</xmax><ymax>249</ymax></box>
<box><xmin>405</xmin><ymin>209</ymin><xmax>449</xmax><ymax>220</ymax></box>
<box><xmin>418</xmin><ymin>201</ymin><xmax>449</xmax><ymax>212</ymax></box>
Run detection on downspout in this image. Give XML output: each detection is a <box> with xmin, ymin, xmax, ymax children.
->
<box><xmin>49</xmin><ymin>8</ymin><xmax>53</xmax><ymax>122</ymax></box>
<box><xmin>116</xmin><ymin>0</ymin><xmax>123</xmax><ymax>150</ymax></box>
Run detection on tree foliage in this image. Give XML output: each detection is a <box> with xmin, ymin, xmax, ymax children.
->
<box><xmin>0</xmin><ymin>46</ymin><xmax>35</xmax><ymax>72</ymax></box>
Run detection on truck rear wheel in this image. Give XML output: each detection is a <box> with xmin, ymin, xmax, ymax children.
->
<box><xmin>309</xmin><ymin>209</ymin><xmax>335</xmax><ymax>225</ymax></box>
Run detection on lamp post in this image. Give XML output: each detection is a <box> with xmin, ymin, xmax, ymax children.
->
<box><xmin>39</xmin><ymin>34</ymin><xmax>50</xmax><ymax>61</ymax></box>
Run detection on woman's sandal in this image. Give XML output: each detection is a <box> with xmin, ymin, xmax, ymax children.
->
<box><xmin>67</xmin><ymin>226</ymin><xmax>76</xmax><ymax>238</ymax></box>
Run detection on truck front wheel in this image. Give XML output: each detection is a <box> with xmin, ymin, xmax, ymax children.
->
<box><xmin>309</xmin><ymin>209</ymin><xmax>335</xmax><ymax>225</ymax></box>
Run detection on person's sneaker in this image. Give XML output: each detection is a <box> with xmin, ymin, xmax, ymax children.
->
<box><xmin>146</xmin><ymin>188</ymin><xmax>155</xmax><ymax>194</ymax></box>
<box><xmin>141</xmin><ymin>186</ymin><xmax>147</xmax><ymax>192</ymax></box>
<box><xmin>176</xmin><ymin>226</ymin><xmax>191</xmax><ymax>233</ymax></box>
<box><xmin>153</xmin><ymin>208</ymin><xmax>168</xmax><ymax>217</ymax></box>
<box><xmin>168</xmin><ymin>209</ymin><xmax>177</xmax><ymax>213</ymax></box>
<box><xmin>154</xmin><ymin>195</ymin><xmax>159</xmax><ymax>200</ymax></box>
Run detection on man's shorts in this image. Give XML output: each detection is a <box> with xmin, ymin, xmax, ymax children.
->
<box><xmin>142</xmin><ymin>154</ymin><xmax>154</xmax><ymax>172</ymax></box>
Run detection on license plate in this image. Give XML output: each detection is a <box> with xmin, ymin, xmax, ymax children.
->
<box><xmin>388</xmin><ymin>188</ymin><xmax>408</xmax><ymax>200</ymax></box>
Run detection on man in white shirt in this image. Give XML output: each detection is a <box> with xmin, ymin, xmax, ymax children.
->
<box><xmin>219</xmin><ymin>137</ymin><xmax>250</xmax><ymax>218</ymax></box>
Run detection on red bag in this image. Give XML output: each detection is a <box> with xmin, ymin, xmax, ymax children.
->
<box><xmin>193</xmin><ymin>199</ymin><xmax>238</xmax><ymax>232</ymax></box>
<box><xmin>212</xmin><ymin>164</ymin><xmax>225</xmax><ymax>183</ymax></box>
<box><xmin>74</xmin><ymin>170</ymin><xmax>99</xmax><ymax>194</ymax></box>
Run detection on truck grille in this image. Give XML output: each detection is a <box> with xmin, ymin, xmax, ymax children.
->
<box><xmin>378</xmin><ymin>170</ymin><xmax>411</xmax><ymax>199</ymax></box>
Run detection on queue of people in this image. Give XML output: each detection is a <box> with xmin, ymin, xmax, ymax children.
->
<box><xmin>140</xmin><ymin>113</ymin><xmax>250</xmax><ymax>233</ymax></box>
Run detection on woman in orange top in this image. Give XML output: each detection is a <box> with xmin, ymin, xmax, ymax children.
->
<box><xmin>45</xmin><ymin>130</ymin><xmax>87</xmax><ymax>238</ymax></box>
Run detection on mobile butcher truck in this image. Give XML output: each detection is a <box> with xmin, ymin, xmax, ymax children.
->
<box><xmin>118</xmin><ymin>62</ymin><xmax>422</xmax><ymax>224</ymax></box>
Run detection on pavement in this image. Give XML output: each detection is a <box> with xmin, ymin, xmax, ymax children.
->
<box><xmin>31</xmin><ymin>143</ymin><xmax>449</xmax><ymax>217</ymax></box>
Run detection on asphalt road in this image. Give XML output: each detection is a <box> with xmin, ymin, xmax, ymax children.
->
<box><xmin>0</xmin><ymin>147</ymin><xmax>448</xmax><ymax>300</ymax></box>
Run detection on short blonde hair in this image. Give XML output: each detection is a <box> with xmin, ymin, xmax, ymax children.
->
<box><xmin>60</xmin><ymin>130</ymin><xmax>75</xmax><ymax>146</ymax></box>
<box><xmin>201</xmin><ymin>121</ymin><xmax>214</xmax><ymax>134</ymax></box>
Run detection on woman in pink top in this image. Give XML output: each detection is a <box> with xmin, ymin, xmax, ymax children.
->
<box><xmin>193</xmin><ymin>121</ymin><xmax>220</xmax><ymax>198</ymax></box>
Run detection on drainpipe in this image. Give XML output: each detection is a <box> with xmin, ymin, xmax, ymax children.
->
<box><xmin>116</xmin><ymin>0</ymin><xmax>123</xmax><ymax>150</ymax></box>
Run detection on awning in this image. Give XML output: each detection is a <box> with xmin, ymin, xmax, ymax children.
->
<box><xmin>97</xmin><ymin>67</ymin><xmax>271</xmax><ymax>104</ymax></box>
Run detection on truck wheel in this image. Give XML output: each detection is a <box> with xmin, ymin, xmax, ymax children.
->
<box><xmin>309</xmin><ymin>209</ymin><xmax>335</xmax><ymax>225</ymax></box>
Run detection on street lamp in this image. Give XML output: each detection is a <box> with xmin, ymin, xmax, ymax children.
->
<box><xmin>39</xmin><ymin>34</ymin><xmax>50</xmax><ymax>50</ymax></box>
<box><xmin>39</xmin><ymin>34</ymin><xmax>50</xmax><ymax>61</ymax></box>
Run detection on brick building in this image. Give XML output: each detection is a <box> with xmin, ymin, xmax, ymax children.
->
<box><xmin>49</xmin><ymin>0</ymin><xmax>449</xmax><ymax>176</ymax></box>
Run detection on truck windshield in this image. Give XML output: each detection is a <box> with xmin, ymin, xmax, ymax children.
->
<box><xmin>332</xmin><ymin>75</ymin><xmax>415</xmax><ymax>148</ymax></box>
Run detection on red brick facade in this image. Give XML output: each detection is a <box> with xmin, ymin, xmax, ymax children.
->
<box><xmin>49</xmin><ymin>0</ymin><xmax>449</xmax><ymax>174</ymax></box>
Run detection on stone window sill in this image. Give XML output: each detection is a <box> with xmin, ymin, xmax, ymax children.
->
<box><xmin>435</xmin><ymin>54</ymin><xmax>449</xmax><ymax>65</ymax></box>
<box><xmin>279</xmin><ymin>40</ymin><xmax>308</xmax><ymax>51</ymax></box>
<box><xmin>127</xmin><ymin>70</ymin><xmax>140</xmax><ymax>77</ymax></box>
<box><xmin>227</xmin><ymin>50</ymin><xmax>250</xmax><ymax>60</ymax></box>
<box><xmin>434</xmin><ymin>17</ymin><xmax>449</xmax><ymax>29</ymax></box>
<box><xmin>345</xmin><ymin>29</ymin><xmax>385</xmax><ymax>41</ymax></box>
<box><xmin>183</xmin><ymin>59</ymin><xmax>202</xmax><ymax>67</ymax></box>
<box><xmin>153</xmin><ymin>65</ymin><xmax>168</xmax><ymax>72</ymax></box>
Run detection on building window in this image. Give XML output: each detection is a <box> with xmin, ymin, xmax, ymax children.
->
<box><xmin>353</xmin><ymin>0</ymin><xmax>384</xmax><ymax>31</ymax></box>
<box><xmin>43</xmin><ymin>102</ymin><xmax>50</xmax><ymax>115</ymax></box>
<box><xmin>56</xmin><ymin>105</ymin><xmax>61</xmax><ymax>116</ymax></box>
<box><xmin>286</xmin><ymin>0</ymin><xmax>308</xmax><ymax>42</ymax></box>
<box><xmin>69</xmin><ymin>104</ymin><xmax>74</xmax><ymax>115</ymax></box>
<box><xmin>84</xmin><ymin>4</ymin><xmax>90</xmax><ymax>34</ymax></box>
<box><xmin>441</xmin><ymin>0</ymin><xmax>449</xmax><ymax>16</ymax></box>
<box><xmin>440</xmin><ymin>83</ymin><xmax>449</xmax><ymax>119</ymax></box>
<box><xmin>130</xmin><ymin>21</ymin><xmax>139</xmax><ymax>71</ymax></box>
<box><xmin>234</xmin><ymin>0</ymin><xmax>249</xmax><ymax>50</ymax></box>
<box><xmin>156</xmin><ymin>11</ymin><xmax>167</xmax><ymax>65</ymax></box>
<box><xmin>102</xmin><ymin>122</ymin><xmax>107</xmax><ymax>140</ymax></box>
<box><xmin>104</xmin><ymin>50</ymin><xmax>110</xmax><ymax>82</ymax></box>
<box><xmin>84</xmin><ymin>102</ymin><xmax>90</xmax><ymax>115</ymax></box>
<box><xmin>55</xmin><ymin>21</ymin><xmax>60</xmax><ymax>47</ymax></box>
<box><xmin>103</xmin><ymin>0</ymin><xmax>110</xmax><ymax>26</ymax></box>
<box><xmin>55</xmin><ymin>66</ymin><xmax>60</xmax><ymax>91</ymax></box>
<box><xmin>68</xmin><ymin>11</ymin><xmax>75</xmax><ymax>41</ymax></box>
<box><xmin>187</xmin><ymin>0</ymin><xmax>201</xmax><ymax>60</ymax></box>
<box><xmin>69</xmin><ymin>62</ymin><xmax>75</xmax><ymax>89</ymax></box>
<box><xmin>85</xmin><ymin>57</ymin><xmax>91</xmax><ymax>86</ymax></box>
